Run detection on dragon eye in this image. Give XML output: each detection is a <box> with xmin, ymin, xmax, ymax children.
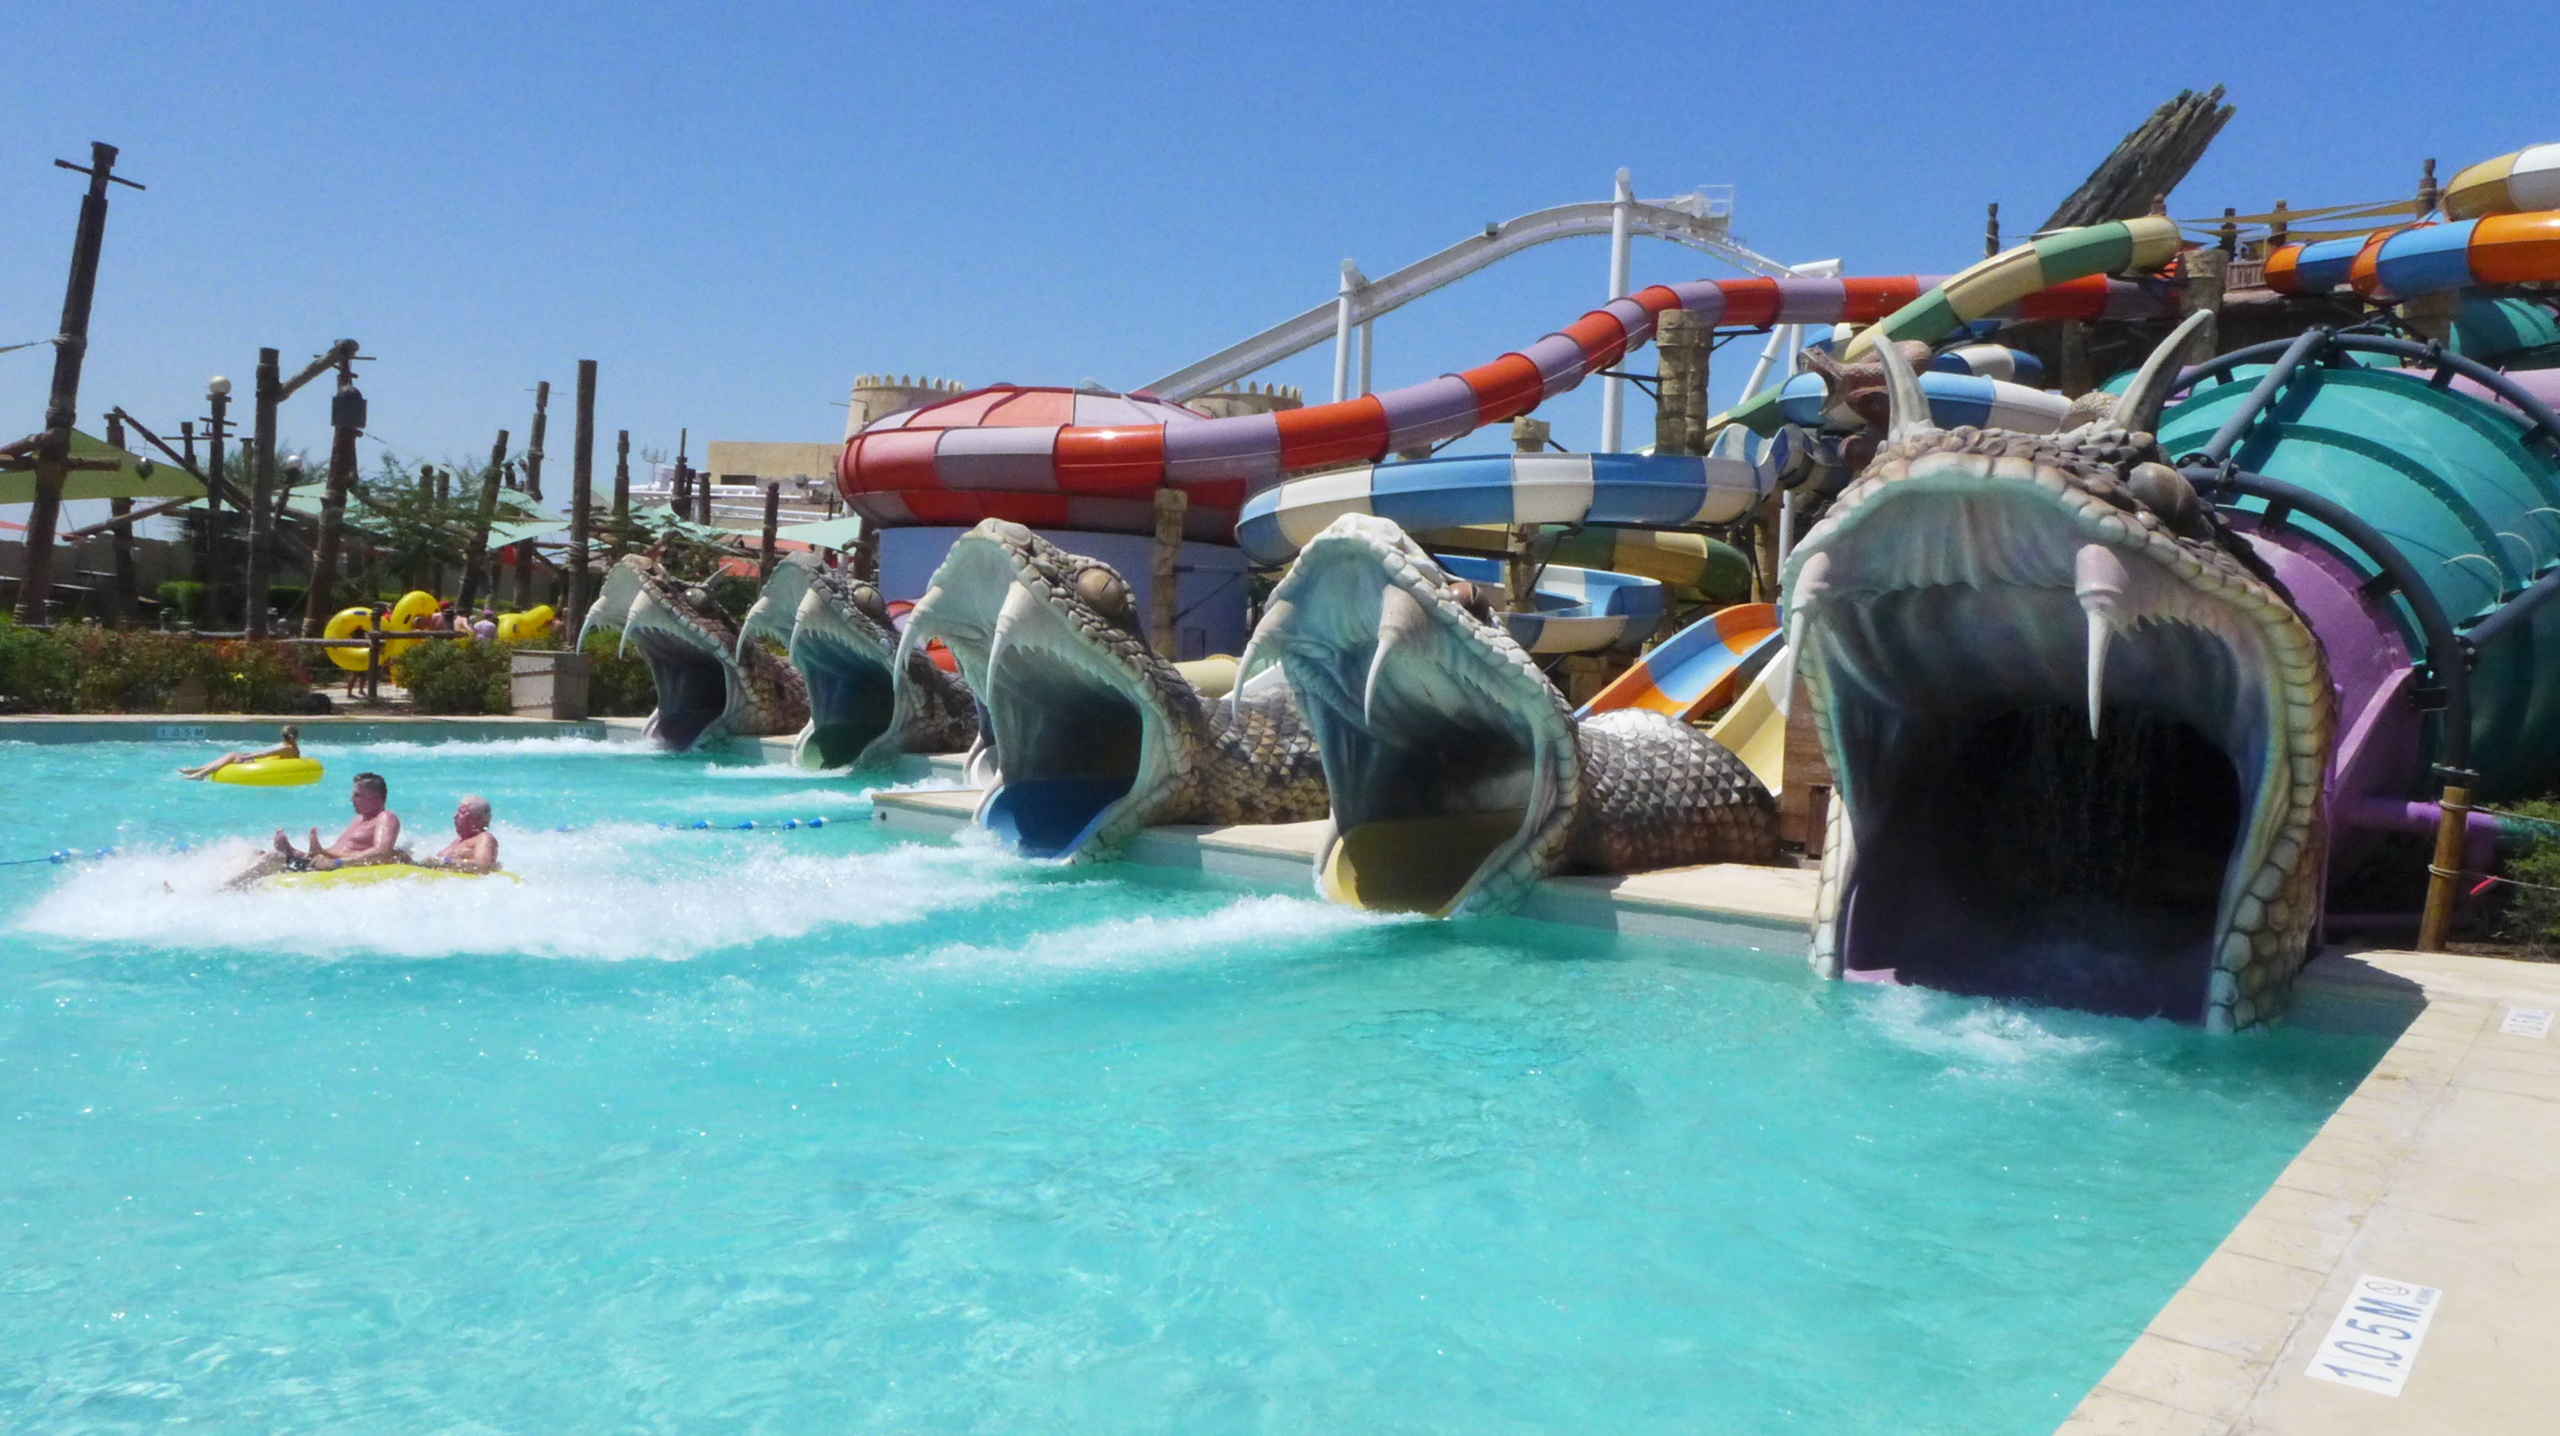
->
<box><xmin>1075</xmin><ymin>568</ymin><xmax>1131</xmax><ymax>620</ymax></box>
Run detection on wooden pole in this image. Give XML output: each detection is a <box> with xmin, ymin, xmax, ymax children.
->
<box><xmin>240</xmin><ymin>340</ymin><xmax>346</xmax><ymax>634</ymax></box>
<box><xmin>15</xmin><ymin>143</ymin><xmax>138</xmax><ymax>623</ymax></box>
<box><xmin>1984</xmin><ymin>202</ymin><xmax>2000</xmax><ymax>259</ymax></box>
<box><xmin>759</xmin><ymin>482</ymin><xmax>781</xmax><ymax>579</ymax></box>
<box><xmin>2417</xmin><ymin>782</ymin><xmax>2472</xmax><ymax>951</ymax></box>
<box><xmin>456</xmin><ymin>429</ymin><xmax>507</xmax><ymax>610</ymax></box>
<box><xmin>610</xmin><ymin>429</ymin><xmax>631</xmax><ymax>556</ymax></box>
<box><xmin>1654</xmin><ymin>308</ymin><xmax>1707</xmax><ymax>456</ymax></box>
<box><xmin>202</xmin><ymin>382</ymin><xmax>230</xmax><ymax>625</ymax></box>
<box><xmin>245</xmin><ymin>347</ymin><xmax>282</xmax><ymax>636</ymax></box>
<box><xmin>100</xmin><ymin>413</ymin><xmax>139</xmax><ymax>624</ymax></box>
<box><xmin>1149</xmin><ymin>485</ymin><xmax>1187</xmax><ymax>657</ymax></box>
<box><xmin>302</xmin><ymin>354</ymin><xmax>366</xmax><ymax>635</ymax></box>
<box><xmin>568</xmin><ymin>359</ymin><xmax>596</xmax><ymax>632</ymax></box>
<box><xmin>522</xmin><ymin>380</ymin><xmax>549</xmax><ymax>503</ymax></box>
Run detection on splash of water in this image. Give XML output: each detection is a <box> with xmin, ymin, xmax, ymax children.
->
<box><xmin>19</xmin><ymin>830</ymin><xmax>1019</xmax><ymax>963</ymax></box>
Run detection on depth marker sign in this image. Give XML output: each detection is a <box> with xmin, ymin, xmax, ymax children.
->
<box><xmin>2305</xmin><ymin>1275</ymin><xmax>2442</xmax><ymax>1396</ymax></box>
<box><xmin>2501</xmin><ymin>1007</ymin><xmax>2553</xmax><ymax>1039</ymax></box>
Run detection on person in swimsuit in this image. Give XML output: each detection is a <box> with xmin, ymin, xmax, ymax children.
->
<box><xmin>179</xmin><ymin>725</ymin><xmax>300</xmax><ymax>780</ymax></box>
<box><xmin>415</xmin><ymin>795</ymin><xmax>500</xmax><ymax>873</ymax></box>
<box><xmin>228</xmin><ymin>771</ymin><xmax>402</xmax><ymax>886</ymax></box>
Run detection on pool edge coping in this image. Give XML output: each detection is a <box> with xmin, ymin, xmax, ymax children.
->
<box><xmin>2057</xmin><ymin>949</ymin><xmax>2560</xmax><ymax>1435</ymax></box>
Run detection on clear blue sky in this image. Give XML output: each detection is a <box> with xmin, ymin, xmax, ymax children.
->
<box><xmin>3</xmin><ymin>0</ymin><xmax>2549</xmax><ymax>486</ymax></box>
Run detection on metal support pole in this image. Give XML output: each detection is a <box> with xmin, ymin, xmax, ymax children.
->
<box><xmin>1149</xmin><ymin>486</ymin><xmax>1187</xmax><ymax>658</ymax></box>
<box><xmin>1331</xmin><ymin>261</ymin><xmax>1358</xmax><ymax>403</ymax></box>
<box><xmin>1597</xmin><ymin>167</ymin><xmax>1634</xmax><ymax>452</ymax></box>
<box><xmin>14</xmin><ymin>142</ymin><xmax>139</xmax><ymax>624</ymax></box>
<box><xmin>568</xmin><ymin>359</ymin><xmax>596</xmax><ymax>631</ymax></box>
<box><xmin>1358</xmin><ymin>319</ymin><xmax>1374</xmax><ymax>397</ymax></box>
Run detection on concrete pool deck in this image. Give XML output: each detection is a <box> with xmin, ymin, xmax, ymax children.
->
<box><xmin>2062</xmin><ymin>948</ymin><xmax>2560</xmax><ymax>1435</ymax></box>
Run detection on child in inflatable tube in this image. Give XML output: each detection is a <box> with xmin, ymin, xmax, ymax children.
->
<box><xmin>178</xmin><ymin>725</ymin><xmax>300</xmax><ymax>781</ymax></box>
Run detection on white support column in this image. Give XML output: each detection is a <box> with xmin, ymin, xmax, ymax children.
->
<box><xmin>1597</xmin><ymin>167</ymin><xmax>1634</xmax><ymax>451</ymax></box>
<box><xmin>1358</xmin><ymin>319</ymin><xmax>1374</xmax><ymax>397</ymax></box>
<box><xmin>1331</xmin><ymin>260</ymin><xmax>1359</xmax><ymax>403</ymax></box>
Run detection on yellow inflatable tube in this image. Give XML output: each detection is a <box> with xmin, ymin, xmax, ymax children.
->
<box><xmin>208</xmin><ymin>756</ymin><xmax>325</xmax><ymax>787</ymax></box>
<box><xmin>265</xmin><ymin>863</ymin><xmax>519</xmax><ymax>890</ymax></box>
<box><xmin>496</xmin><ymin>604</ymin><xmax>556</xmax><ymax>644</ymax></box>
<box><xmin>382</xmin><ymin>590</ymin><xmax>441</xmax><ymax>661</ymax></box>
<box><xmin>322</xmin><ymin>606</ymin><xmax>376</xmax><ymax>672</ymax></box>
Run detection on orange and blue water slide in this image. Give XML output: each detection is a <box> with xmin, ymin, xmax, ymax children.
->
<box><xmin>835</xmin><ymin>216</ymin><xmax>2182</xmax><ymax>542</ymax></box>
<box><xmin>2264</xmin><ymin>141</ymin><xmax>2560</xmax><ymax>300</ymax></box>
<box><xmin>1577</xmin><ymin>602</ymin><xmax>1781</xmax><ymax>721</ymax></box>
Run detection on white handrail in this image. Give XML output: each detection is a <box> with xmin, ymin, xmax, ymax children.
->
<box><xmin>1138</xmin><ymin>189</ymin><xmax>1790</xmax><ymax>402</ymax></box>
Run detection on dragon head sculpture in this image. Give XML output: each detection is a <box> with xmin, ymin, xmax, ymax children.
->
<box><xmin>583</xmin><ymin>554</ymin><xmax>808</xmax><ymax>751</ymax></box>
<box><xmin>1783</xmin><ymin>313</ymin><xmax>2333</xmax><ymax>1030</ymax></box>
<box><xmin>901</xmin><ymin>520</ymin><xmax>1326</xmax><ymax>861</ymax></box>
<box><xmin>742</xmin><ymin>553</ymin><xmax>978</xmax><ymax>769</ymax></box>
<box><xmin>1242</xmin><ymin>513</ymin><xmax>1777</xmax><ymax>916</ymax></box>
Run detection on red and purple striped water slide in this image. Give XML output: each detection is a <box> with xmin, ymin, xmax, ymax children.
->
<box><xmin>835</xmin><ymin>272</ymin><xmax>2168</xmax><ymax>543</ymax></box>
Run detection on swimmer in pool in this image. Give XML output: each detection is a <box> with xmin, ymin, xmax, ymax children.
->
<box><xmin>415</xmin><ymin>795</ymin><xmax>500</xmax><ymax>874</ymax></box>
<box><xmin>178</xmin><ymin>725</ymin><xmax>300</xmax><ymax>780</ymax></box>
<box><xmin>227</xmin><ymin>771</ymin><xmax>402</xmax><ymax>886</ymax></box>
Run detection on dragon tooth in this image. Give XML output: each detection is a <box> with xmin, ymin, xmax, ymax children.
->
<box><xmin>1366</xmin><ymin>583</ymin><xmax>1432</xmax><ymax>722</ymax></box>
<box><xmin>2074</xmin><ymin>544</ymin><xmax>2130</xmax><ymax>739</ymax></box>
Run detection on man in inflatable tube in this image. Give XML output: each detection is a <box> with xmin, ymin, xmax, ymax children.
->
<box><xmin>178</xmin><ymin>725</ymin><xmax>300</xmax><ymax>781</ymax></box>
<box><xmin>414</xmin><ymin>795</ymin><xmax>501</xmax><ymax>874</ymax></box>
<box><xmin>227</xmin><ymin>771</ymin><xmax>404</xmax><ymax>886</ymax></box>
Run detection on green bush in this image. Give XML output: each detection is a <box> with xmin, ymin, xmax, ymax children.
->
<box><xmin>392</xmin><ymin>636</ymin><xmax>515</xmax><ymax>714</ymax></box>
<box><xmin>580</xmin><ymin>631</ymin><xmax>656</xmax><ymax>717</ymax></box>
<box><xmin>0</xmin><ymin>620</ymin><xmax>311</xmax><ymax>713</ymax></box>
<box><xmin>0</xmin><ymin>619</ymin><xmax>76</xmax><ymax>711</ymax></box>
<box><xmin>157</xmin><ymin>581</ymin><xmax>205</xmax><ymax>625</ymax></box>
<box><xmin>2496</xmin><ymin>798</ymin><xmax>2560</xmax><ymax>956</ymax></box>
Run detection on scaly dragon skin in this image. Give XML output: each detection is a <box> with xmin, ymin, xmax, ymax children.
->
<box><xmin>585</xmin><ymin>554</ymin><xmax>808</xmax><ymax>751</ymax></box>
<box><xmin>1782</xmin><ymin>318</ymin><xmax>2334</xmax><ymax>1031</ymax></box>
<box><xmin>900</xmin><ymin>520</ymin><xmax>1327</xmax><ymax>861</ymax></box>
<box><xmin>1241</xmin><ymin>513</ymin><xmax>1778</xmax><ymax>916</ymax></box>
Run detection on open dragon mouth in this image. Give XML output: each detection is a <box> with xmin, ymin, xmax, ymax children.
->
<box><xmin>1788</xmin><ymin>319</ymin><xmax>2330</xmax><ymax>1031</ymax></box>
<box><xmin>903</xmin><ymin>522</ymin><xmax>1185</xmax><ymax>862</ymax></box>
<box><xmin>788</xmin><ymin>590</ymin><xmax>899</xmax><ymax>769</ymax></box>
<box><xmin>624</xmin><ymin>588</ymin><xmax>737</xmax><ymax>751</ymax></box>
<box><xmin>1244</xmin><ymin>515</ymin><xmax>1575</xmax><ymax>916</ymax></box>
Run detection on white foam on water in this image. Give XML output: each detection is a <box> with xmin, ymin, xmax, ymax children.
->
<box><xmin>1853</xmin><ymin>984</ymin><xmax>2116</xmax><ymax>1071</ymax></box>
<box><xmin>320</xmin><ymin>735</ymin><xmax>643</xmax><ymax>761</ymax></box>
<box><xmin>18</xmin><ymin>829</ymin><xmax>1022</xmax><ymax>963</ymax></box>
<box><xmin>908</xmin><ymin>891</ymin><xmax>1402</xmax><ymax>980</ymax></box>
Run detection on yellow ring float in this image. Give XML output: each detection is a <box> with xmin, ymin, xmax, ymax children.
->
<box><xmin>265</xmin><ymin>863</ymin><xmax>518</xmax><ymax>889</ymax></box>
<box><xmin>208</xmin><ymin>756</ymin><xmax>325</xmax><ymax>787</ymax></box>
<box><xmin>321</xmin><ymin>606</ymin><xmax>376</xmax><ymax>672</ymax></box>
<box><xmin>381</xmin><ymin>590</ymin><xmax>441</xmax><ymax>662</ymax></box>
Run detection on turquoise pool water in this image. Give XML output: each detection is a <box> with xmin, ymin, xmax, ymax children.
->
<box><xmin>1</xmin><ymin>738</ymin><xmax>2390</xmax><ymax>1432</ymax></box>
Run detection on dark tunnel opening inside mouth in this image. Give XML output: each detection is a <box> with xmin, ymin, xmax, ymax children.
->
<box><xmin>981</xmin><ymin>647</ymin><xmax>1144</xmax><ymax>858</ymax></box>
<box><xmin>635</xmin><ymin>630</ymin><xmax>730</xmax><ymax>751</ymax></box>
<box><xmin>1322</xmin><ymin>705</ymin><xmax>1534</xmax><ymax>915</ymax></box>
<box><xmin>800</xmin><ymin>644</ymin><xmax>895</xmax><ymax>768</ymax></box>
<box><xmin>1846</xmin><ymin>704</ymin><xmax>2241</xmax><ymax>1020</ymax></box>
